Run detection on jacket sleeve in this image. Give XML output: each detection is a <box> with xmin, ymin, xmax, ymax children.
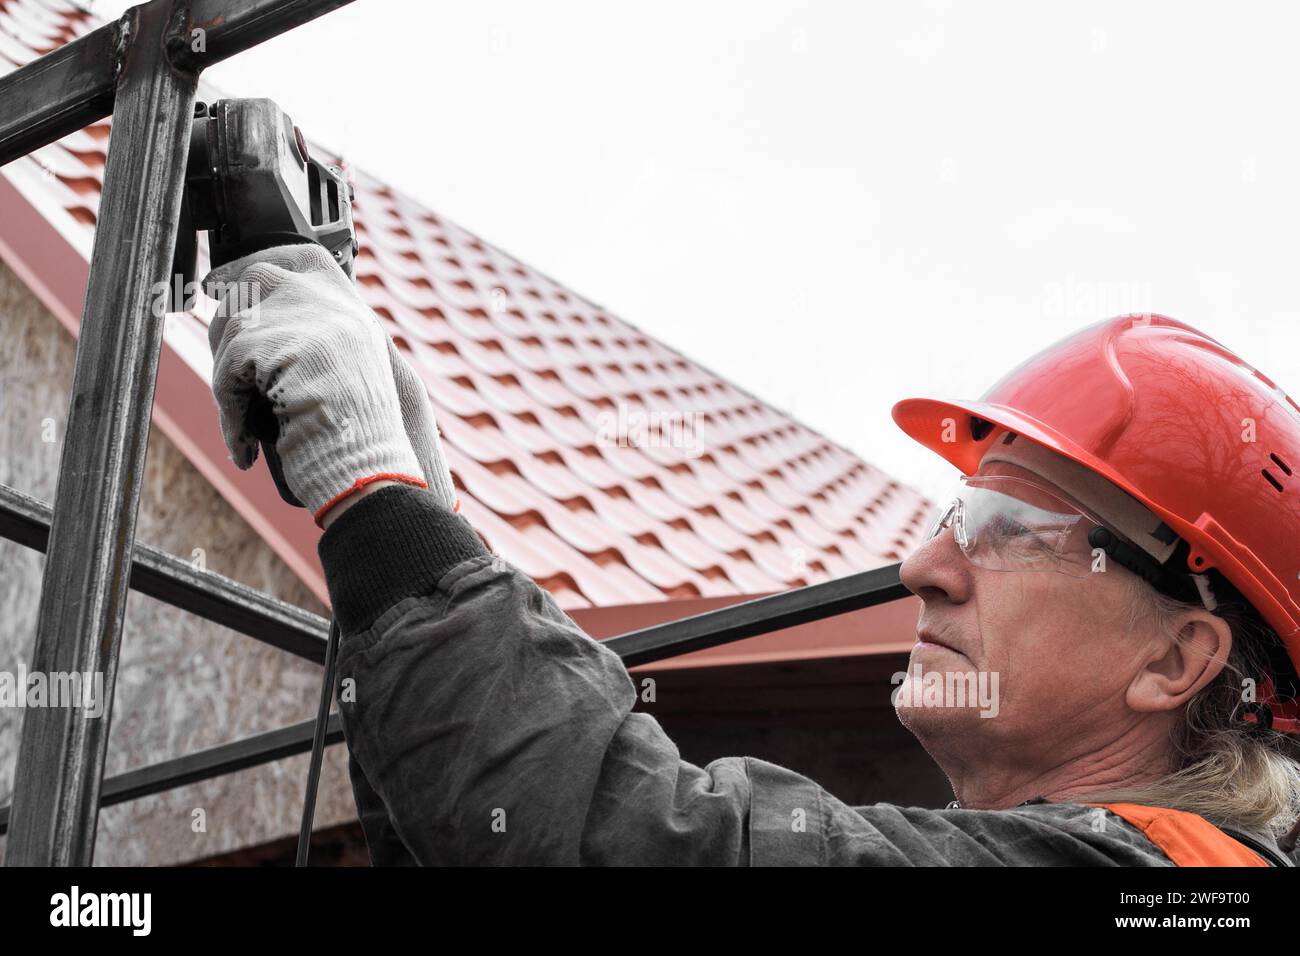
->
<box><xmin>317</xmin><ymin>485</ymin><xmax>1175</xmax><ymax>867</ymax></box>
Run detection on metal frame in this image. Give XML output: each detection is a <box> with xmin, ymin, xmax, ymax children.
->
<box><xmin>0</xmin><ymin>0</ymin><xmax>912</xmax><ymax>865</ymax></box>
<box><xmin>0</xmin><ymin>483</ymin><xmax>330</xmax><ymax>663</ymax></box>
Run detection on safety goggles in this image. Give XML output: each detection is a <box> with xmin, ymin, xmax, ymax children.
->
<box><xmin>923</xmin><ymin>474</ymin><xmax>1108</xmax><ymax>578</ymax></box>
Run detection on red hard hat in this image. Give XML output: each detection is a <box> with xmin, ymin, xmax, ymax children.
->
<box><xmin>893</xmin><ymin>314</ymin><xmax>1300</xmax><ymax>734</ymax></box>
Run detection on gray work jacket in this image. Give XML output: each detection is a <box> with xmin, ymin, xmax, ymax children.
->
<box><xmin>316</xmin><ymin>485</ymin><xmax>1291</xmax><ymax>866</ymax></box>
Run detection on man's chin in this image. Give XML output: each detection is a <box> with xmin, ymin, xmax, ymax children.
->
<box><xmin>894</xmin><ymin>696</ymin><xmax>986</xmax><ymax>748</ymax></box>
<box><xmin>892</xmin><ymin>650</ymin><xmax>1001</xmax><ymax>733</ymax></box>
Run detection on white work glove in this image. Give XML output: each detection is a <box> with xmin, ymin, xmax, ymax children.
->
<box><xmin>203</xmin><ymin>243</ymin><xmax>459</xmax><ymax>525</ymax></box>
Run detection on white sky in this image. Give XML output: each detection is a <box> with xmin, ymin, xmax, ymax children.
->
<box><xmin>85</xmin><ymin>0</ymin><xmax>1300</xmax><ymax>504</ymax></box>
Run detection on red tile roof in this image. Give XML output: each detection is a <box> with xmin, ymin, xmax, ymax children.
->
<box><xmin>0</xmin><ymin>0</ymin><xmax>931</xmax><ymax>613</ymax></box>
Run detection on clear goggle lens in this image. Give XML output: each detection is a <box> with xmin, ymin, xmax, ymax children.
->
<box><xmin>924</xmin><ymin>475</ymin><xmax>1104</xmax><ymax>577</ymax></box>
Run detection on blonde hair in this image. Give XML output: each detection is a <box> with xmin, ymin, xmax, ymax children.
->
<box><xmin>1079</xmin><ymin>576</ymin><xmax>1300</xmax><ymax>840</ymax></box>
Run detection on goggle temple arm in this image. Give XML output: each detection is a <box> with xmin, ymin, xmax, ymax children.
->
<box><xmin>1088</xmin><ymin>526</ymin><xmax>1207</xmax><ymax>607</ymax></box>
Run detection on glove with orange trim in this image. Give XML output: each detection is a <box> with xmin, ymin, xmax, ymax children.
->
<box><xmin>203</xmin><ymin>243</ymin><xmax>458</xmax><ymax>526</ymax></box>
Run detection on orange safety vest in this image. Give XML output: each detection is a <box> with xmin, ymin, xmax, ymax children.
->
<box><xmin>1090</xmin><ymin>802</ymin><xmax>1270</xmax><ymax>867</ymax></box>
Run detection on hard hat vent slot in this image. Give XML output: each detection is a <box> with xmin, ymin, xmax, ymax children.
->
<box><xmin>1270</xmin><ymin>452</ymin><xmax>1292</xmax><ymax>476</ymax></box>
<box><xmin>1263</xmin><ymin>469</ymin><xmax>1285</xmax><ymax>493</ymax></box>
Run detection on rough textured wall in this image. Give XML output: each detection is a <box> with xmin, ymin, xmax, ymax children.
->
<box><xmin>0</xmin><ymin>260</ymin><xmax>357</xmax><ymax>865</ymax></box>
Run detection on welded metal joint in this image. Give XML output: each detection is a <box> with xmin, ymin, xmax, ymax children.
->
<box><xmin>112</xmin><ymin>9</ymin><xmax>132</xmax><ymax>81</ymax></box>
<box><xmin>116</xmin><ymin>3</ymin><xmax>205</xmax><ymax>85</ymax></box>
<box><xmin>162</xmin><ymin>4</ymin><xmax>207</xmax><ymax>77</ymax></box>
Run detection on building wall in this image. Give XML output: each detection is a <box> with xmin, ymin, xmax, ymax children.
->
<box><xmin>0</xmin><ymin>261</ymin><xmax>357</xmax><ymax>865</ymax></box>
<box><xmin>643</xmin><ymin>657</ymin><xmax>953</xmax><ymax>810</ymax></box>
<box><xmin>666</xmin><ymin>718</ymin><xmax>951</xmax><ymax>809</ymax></box>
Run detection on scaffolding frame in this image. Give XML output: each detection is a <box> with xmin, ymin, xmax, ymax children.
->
<box><xmin>0</xmin><ymin>0</ymin><xmax>910</xmax><ymax>865</ymax></box>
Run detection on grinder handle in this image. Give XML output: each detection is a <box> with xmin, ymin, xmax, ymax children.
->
<box><xmin>234</xmin><ymin>237</ymin><xmax>325</xmax><ymax>510</ymax></box>
<box><xmin>245</xmin><ymin>393</ymin><xmax>304</xmax><ymax>509</ymax></box>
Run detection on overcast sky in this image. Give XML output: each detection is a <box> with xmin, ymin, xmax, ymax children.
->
<box><xmin>86</xmin><ymin>0</ymin><xmax>1300</xmax><ymax>503</ymax></box>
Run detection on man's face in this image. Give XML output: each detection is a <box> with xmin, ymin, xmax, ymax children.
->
<box><xmin>895</xmin><ymin>461</ymin><xmax>1155</xmax><ymax>774</ymax></box>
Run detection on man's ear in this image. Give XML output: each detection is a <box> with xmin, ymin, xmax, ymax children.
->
<box><xmin>1127</xmin><ymin>610</ymin><xmax>1233</xmax><ymax>715</ymax></box>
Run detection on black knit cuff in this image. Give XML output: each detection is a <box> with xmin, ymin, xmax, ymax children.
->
<box><xmin>317</xmin><ymin>484</ymin><xmax>489</xmax><ymax>634</ymax></box>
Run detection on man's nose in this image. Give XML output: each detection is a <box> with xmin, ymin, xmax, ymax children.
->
<box><xmin>899</xmin><ymin>526</ymin><xmax>974</xmax><ymax>605</ymax></box>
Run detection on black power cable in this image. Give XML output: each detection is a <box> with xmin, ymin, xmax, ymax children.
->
<box><xmin>296</xmin><ymin>618</ymin><xmax>342</xmax><ymax>866</ymax></box>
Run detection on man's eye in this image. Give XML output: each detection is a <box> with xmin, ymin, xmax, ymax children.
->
<box><xmin>987</xmin><ymin>514</ymin><xmax>1032</xmax><ymax>538</ymax></box>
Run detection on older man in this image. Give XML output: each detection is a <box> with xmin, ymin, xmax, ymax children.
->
<box><xmin>205</xmin><ymin>245</ymin><xmax>1300</xmax><ymax>866</ymax></box>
